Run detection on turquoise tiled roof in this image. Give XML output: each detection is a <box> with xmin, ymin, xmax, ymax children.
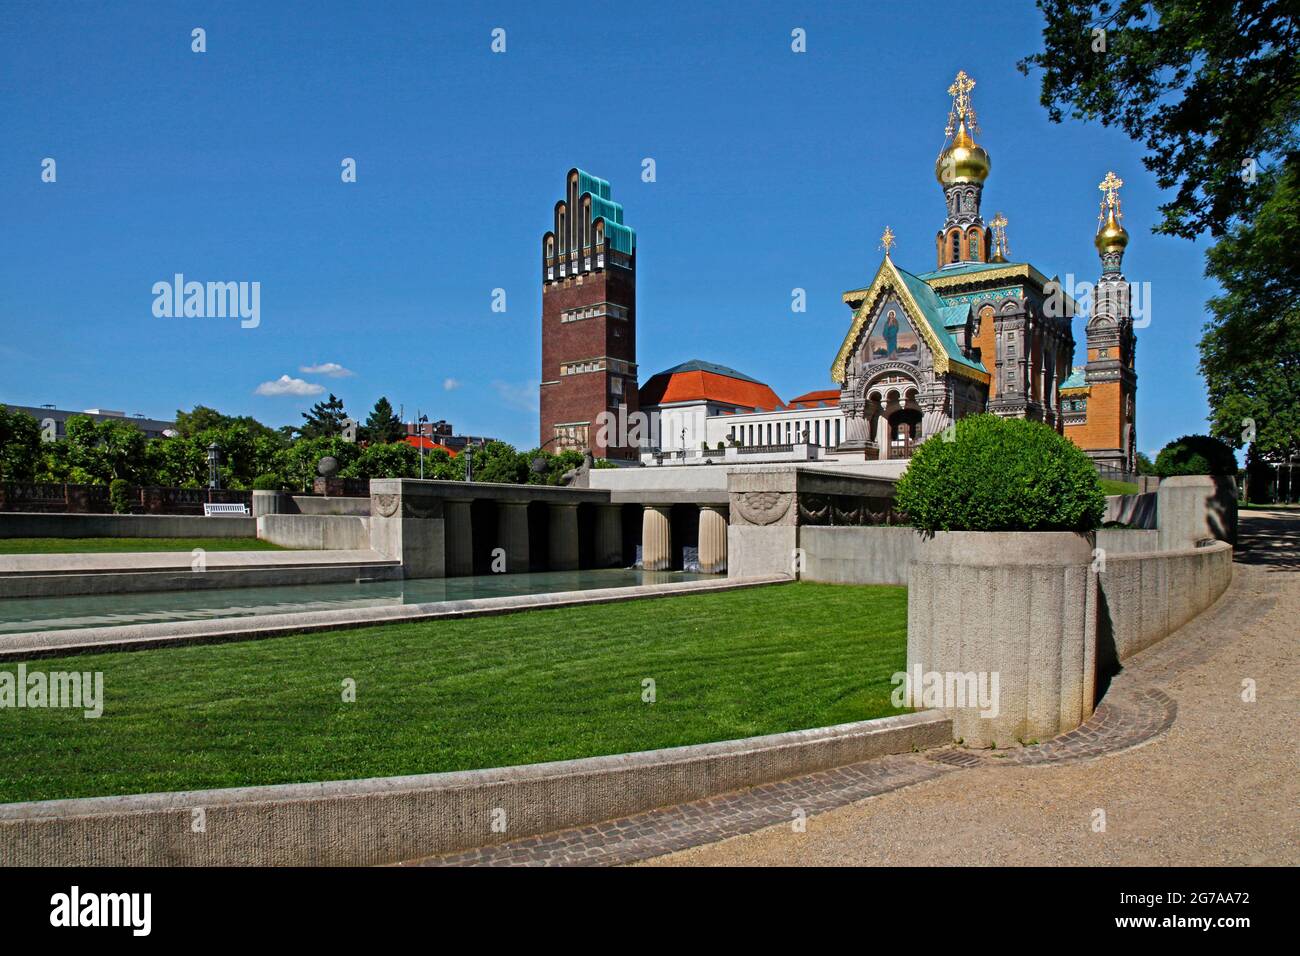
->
<box><xmin>1060</xmin><ymin>367</ymin><xmax>1088</xmax><ymax>389</ymax></box>
<box><xmin>914</xmin><ymin>261</ymin><xmax>1028</xmax><ymax>280</ymax></box>
<box><xmin>894</xmin><ymin>266</ymin><xmax>988</xmax><ymax>375</ymax></box>
<box><xmin>937</xmin><ymin>303</ymin><xmax>972</xmax><ymax>329</ymax></box>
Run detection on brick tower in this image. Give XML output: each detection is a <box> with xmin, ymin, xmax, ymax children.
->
<box><xmin>1071</xmin><ymin>171</ymin><xmax>1138</xmax><ymax>472</ymax></box>
<box><xmin>539</xmin><ymin>168</ymin><xmax>638</xmax><ymax>460</ymax></box>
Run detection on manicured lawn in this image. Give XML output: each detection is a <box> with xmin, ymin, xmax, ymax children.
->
<box><xmin>1100</xmin><ymin>479</ymin><xmax>1140</xmax><ymax>496</ymax></box>
<box><xmin>0</xmin><ymin>582</ymin><xmax>908</xmax><ymax>803</ymax></box>
<box><xmin>0</xmin><ymin>537</ymin><xmax>283</xmax><ymax>555</ymax></box>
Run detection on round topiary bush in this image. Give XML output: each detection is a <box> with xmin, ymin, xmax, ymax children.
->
<box><xmin>1154</xmin><ymin>434</ymin><xmax>1237</xmax><ymax>477</ymax></box>
<box><xmin>895</xmin><ymin>414</ymin><xmax>1105</xmax><ymax>532</ymax></box>
<box><xmin>251</xmin><ymin>474</ymin><xmax>283</xmax><ymax>491</ymax></box>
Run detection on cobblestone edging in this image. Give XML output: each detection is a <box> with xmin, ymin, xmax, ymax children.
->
<box><xmin>408</xmin><ymin>561</ymin><xmax>1265</xmax><ymax>867</ymax></box>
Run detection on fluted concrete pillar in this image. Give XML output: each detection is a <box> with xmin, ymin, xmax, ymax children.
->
<box><xmin>444</xmin><ymin>498</ymin><xmax>474</xmax><ymax>577</ymax></box>
<box><xmin>594</xmin><ymin>504</ymin><xmax>624</xmax><ymax>568</ymax></box>
<box><xmin>548</xmin><ymin>502</ymin><xmax>580</xmax><ymax>571</ymax></box>
<box><xmin>698</xmin><ymin>505</ymin><xmax>728</xmax><ymax>574</ymax></box>
<box><xmin>641</xmin><ymin>505</ymin><xmax>672</xmax><ymax>571</ymax></box>
<box><xmin>496</xmin><ymin>500</ymin><xmax>530</xmax><ymax>574</ymax></box>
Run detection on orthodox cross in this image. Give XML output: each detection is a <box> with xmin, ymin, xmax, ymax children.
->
<box><xmin>1098</xmin><ymin>170</ymin><xmax>1124</xmax><ymax>215</ymax></box>
<box><xmin>879</xmin><ymin>226</ymin><xmax>896</xmax><ymax>258</ymax></box>
<box><xmin>945</xmin><ymin>70</ymin><xmax>978</xmax><ymax>136</ymax></box>
<box><xmin>991</xmin><ymin>212</ymin><xmax>1009</xmax><ymax>259</ymax></box>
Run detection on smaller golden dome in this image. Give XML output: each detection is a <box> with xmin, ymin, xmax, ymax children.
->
<box><xmin>1095</xmin><ymin>206</ymin><xmax>1129</xmax><ymax>254</ymax></box>
<box><xmin>935</xmin><ymin>121</ymin><xmax>991</xmax><ymax>185</ymax></box>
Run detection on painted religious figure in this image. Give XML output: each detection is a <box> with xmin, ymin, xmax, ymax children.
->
<box><xmin>866</xmin><ymin>303</ymin><xmax>920</xmax><ymax>363</ymax></box>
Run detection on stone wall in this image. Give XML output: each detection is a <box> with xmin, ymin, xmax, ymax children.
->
<box><xmin>0</xmin><ymin>711</ymin><xmax>949</xmax><ymax>866</ymax></box>
<box><xmin>257</xmin><ymin>514</ymin><xmax>370</xmax><ymax>551</ymax></box>
<box><xmin>1100</xmin><ymin>541</ymin><xmax>1234</xmax><ymax>661</ymax></box>
<box><xmin>0</xmin><ymin>512</ymin><xmax>256</xmax><ymax>539</ymax></box>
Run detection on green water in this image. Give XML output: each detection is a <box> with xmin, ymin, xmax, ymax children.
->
<box><xmin>0</xmin><ymin>568</ymin><xmax>711</xmax><ymax>635</ymax></box>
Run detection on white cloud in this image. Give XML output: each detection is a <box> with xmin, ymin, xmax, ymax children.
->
<box><xmin>256</xmin><ymin>375</ymin><xmax>325</xmax><ymax>397</ymax></box>
<box><xmin>299</xmin><ymin>362</ymin><xmax>354</xmax><ymax>377</ymax></box>
<box><xmin>491</xmin><ymin>379</ymin><xmax>539</xmax><ymax>413</ymax></box>
<box><xmin>443</xmin><ymin>377</ymin><xmax>460</xmax><ymax>391</ymax></box>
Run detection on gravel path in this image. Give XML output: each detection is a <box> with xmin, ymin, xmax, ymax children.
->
<box><xmin>645</xmin><ymin>511</ymin><xmax>1299</xmax><ymax>867</ymax></box>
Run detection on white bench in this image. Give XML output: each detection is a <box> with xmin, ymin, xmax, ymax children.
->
<box><xmin>203</xmin><ymin>502</ymin><xmax>250</xmax><ymax>517</ymax></box>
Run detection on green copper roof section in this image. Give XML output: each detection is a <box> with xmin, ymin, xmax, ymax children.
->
<box><xmin>1060</xmin><ymin>367</ymin><xmax>1088</xmax><ymax>390</ymax></box>
<box><xmin>588</xmin><ymin>194</ymin><xmax>625</xmax><ymax>225</ymax></box>
<box><xmin>655</xmin><ymin>359</ymin><xmax>763</xmax><ymax>384</ymax></box>
<box><xmin>575</xmin><ymin>169</ymin><xmax>611</xmax><ymax>202</ymax></box>
<box><xmin>574</xmin><ymin>169</ymin><xmax>635</xmax><ymax>254</ymax></box>
<box><xmin>894</xmin><ymin>266</ymin><xmax>988</xmax><ymax>375</ymax></box>
<box><xmin>601</xmin><ymin>221</ymin><xmax>636</xmax><ymax>255</ymax></box>
<box><xmin>914</xmin><ymin>261</ymin><xmax>1029</xmax><ymax>280</ymax></box>
<box><xmin>937</xmin><ymin>303</ymin><xmax>972</xmax><ymax>329</ymax></box>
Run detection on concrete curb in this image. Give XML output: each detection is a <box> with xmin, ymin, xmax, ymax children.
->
<box><xmin>0</xmin><ymin>575</ymin><xmax>792</xmax><ymax>661</ymax></box>
<box><xmin>0</xmin><ymin>710</ymin><xmax>951</xmax><ymax>866</ymax></box>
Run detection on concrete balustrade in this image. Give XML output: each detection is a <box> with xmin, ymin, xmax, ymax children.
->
<box><xmin>698</xmin><ymin>505</ymin><xmax>729</xmax><ymax>574</ymax></box>
<box><xmin>642</xmin><ymin>505</ymin><xmax>672</xmax><ymax>571</ymax></box>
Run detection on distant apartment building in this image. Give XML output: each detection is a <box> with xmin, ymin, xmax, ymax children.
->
<box><xmin>0</xmin><ymin>404</ymin><xmax>176</xmax><ymax>440</ymax></box>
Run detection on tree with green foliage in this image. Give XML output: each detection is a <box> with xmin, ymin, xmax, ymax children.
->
<box><xmin>465</xmin><ymin>440</ymin><xmax>527</xmax><ymax>484</ymax></box>
<box><xmin>276</xmin><ymin>435</ymin><xmax>361</xmax><ymax>492</ymax></box>
<box><xmin>1153</xmin><ymin>434</ymin><xmax>1238</xmax><ymax>477</ymax></box>
<box><xmin>61</xmin><ymin>415</ymin><xmax>149</xmax><ymax>484</ymax></box>
<box><xmin>1021</xmin><ymin>1</ymin><xmax>1300</xmax><ymax>467</ymax></box>
<box><xmin>362</xmin><ymin>396</ymin><xmax>405</xmax><ymax>444</ymax></box>
<box><xmin>0</xmin><ymin>406</ymin><xmax>42</xmax><ymax>482</ymax></box>
<box><xmin>341</xmin><ymin>440</ymin><xmax>423</xmax><ymax>480</ymax></box>
<box><xmin>1198</xmin><ymin>163</ymin><xmax>1300</xmax><ymax>462</ymax></box>
<box><xmin>896</xmin><ymin>415</ymin><xmax>1106</xmax><ymax>532</ymax></box>
<box><xmin>296</xmin><ymin>393</ymin><xmax>350</xmax><ymax>440</ymax></box>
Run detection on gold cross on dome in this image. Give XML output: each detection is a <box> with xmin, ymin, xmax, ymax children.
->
<box><xmin>879</xmin><ymin>226</ymin><xmax>896</xmax><ymax>258</ymax></box>
<box><xmin>1098</xmin><ymin>171</ymin><xmax>1124</xmax><ymax>210</ymax></box>
<box><xmin>991</xmin><ymin>212</ymin><xmax>1009</xmax><ymax>258</ymax></box>
<box><xmin>945</xmin><ymin>70</ymin><xmax>979</xmax><ymax>135</ymax></box>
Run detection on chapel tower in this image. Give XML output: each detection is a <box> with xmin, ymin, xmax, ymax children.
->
<box><xmin>934</xmin><ymin>71</ymin><xmax>993</xmax><ymax>268</ymax></box>
<box><xmin>1072</xmin><ymin>172</ymin><xmax>1138</xmax><ymax>471</ymax></box>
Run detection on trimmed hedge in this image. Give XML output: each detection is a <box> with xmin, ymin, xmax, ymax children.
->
<box><xmin>1154</xmin><ymin>434</ymin><xmax>1237</xmax><ymax>477</ymax></box>
<box><xmin>895</xmin><ymin>414</ymin><xmax>1105</xmax><ymax>532</ymax></box>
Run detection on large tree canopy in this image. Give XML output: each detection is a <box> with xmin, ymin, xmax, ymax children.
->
<box><xmin>1022</xmin><ymin>0</ymin><xmax>1300</xmax><ymax>470</ymax></box>
<box><xmin>1020</xmin><ymin>0</ymin><xmax>1300</xmax><ymax>240</ymax></box>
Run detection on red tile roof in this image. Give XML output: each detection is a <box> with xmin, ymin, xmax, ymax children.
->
<box><xmin>403</xmin><ymin>436</ymin><xmax>458</xmax><ymax>455</ymax></box>
<box><xmin>639</xmin><ymin>362</ymin><xmax>783</xmax><ymax>411</ymax></box>
<box><xmin>786</xmin><ymin>389</ymin><xmax>841</xmax><ymax>408</ymax></box>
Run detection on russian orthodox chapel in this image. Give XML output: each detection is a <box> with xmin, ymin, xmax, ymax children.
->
<box><xmin>831</xmin><ymin>71</ymin><xmax>1138</xmax><ymax>472</ymax></box>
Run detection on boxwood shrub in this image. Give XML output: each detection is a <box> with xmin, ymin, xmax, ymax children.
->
<box><xmin>1154</xmin><ymin>434</ymin><xmax>1237</xmax><ymax>477</ymax></box>
<box><xmin>895</xmin><ymin>414</ymin><xmax>1105</xmax><ymax>532</ymax></box>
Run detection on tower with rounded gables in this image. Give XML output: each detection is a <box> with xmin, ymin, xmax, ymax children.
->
<box><xmin>539</xmin><ymin>168</ymin><xmax>638</xmax><ymax>459</ymax></box>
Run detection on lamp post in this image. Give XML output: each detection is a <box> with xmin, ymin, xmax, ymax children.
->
<box><xmin>207</xmin><ymin>442</ymin><xmax>222</xmax><ymax>491</ymax></box>
<box><xmin>416</xmin><ymin>413</ymin><xmax>428</xmax><ymax>480</ymax></box>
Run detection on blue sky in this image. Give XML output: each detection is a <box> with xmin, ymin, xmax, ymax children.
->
<box><xmin>1</xmin><ymin>0</ymin><xmax>1214</xmax><ymax>456</ymax></box>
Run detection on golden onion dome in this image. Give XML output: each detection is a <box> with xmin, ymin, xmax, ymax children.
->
<box><xmin>935</xmin><ymin>121</ymin><xmax>991</xmax><ymax>185</ymax></box>
<box><xmin>1095</xmin><ymin>206</ymin><xmax>1129</xmax><ymax>254</ymax></box>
